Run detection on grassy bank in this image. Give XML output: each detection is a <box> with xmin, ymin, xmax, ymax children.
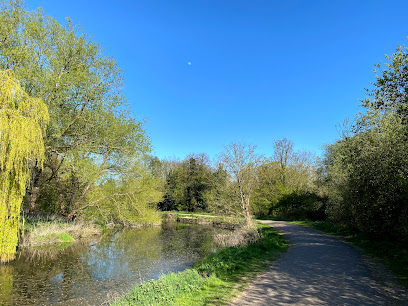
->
<box><xmin>292</xmin><ymin>220</ymin><xmax>408</xmax><ymax>289</ymax></box>
<box><xmin>21</xmin><ymin>217</ymin><xmax>102</xmax><ymax>246</ymax></box>
<box><xmin>112</xmin><ymin>222</ymin><xmax>288</xmax><ymax>305</ymax></box>
<box><xmin>162</xmin><ymin>211</ymin><xmax>246</xmax><ymax>229</ymax></box>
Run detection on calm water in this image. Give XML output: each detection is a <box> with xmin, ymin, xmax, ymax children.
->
<box><xmin>0</xmin><ymin>222</ymin><xmax>224</xmax><ymax>305</ymax></box>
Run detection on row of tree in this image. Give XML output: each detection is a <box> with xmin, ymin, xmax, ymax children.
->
<box><xmin>156</xmin><ymin>140</ymin><xmax>318</xmax><ymax>225</ymax></box>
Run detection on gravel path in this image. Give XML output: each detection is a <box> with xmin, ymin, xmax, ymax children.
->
<box><xmin>230</xmin><ymin>220</ymin><xmax>408</xmax><ymax>305</ymax></box>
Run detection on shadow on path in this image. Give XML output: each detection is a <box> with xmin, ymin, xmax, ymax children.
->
<box><xmin>230</xmin><ymin>221</ymin><xmax>408</xmax><ymax>305</ymax></box>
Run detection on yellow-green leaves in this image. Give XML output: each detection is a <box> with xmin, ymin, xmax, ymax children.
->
<box><xmin>0</xmin><ymin>2</ymin><xmax>151</xmax><ymax>218</ymax></box>
<box><xmin>0</xmin><ymin>70</ymin><xmax>48</xmax><ymax>262</ymax></box>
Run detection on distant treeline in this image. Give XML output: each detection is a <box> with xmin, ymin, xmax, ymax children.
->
<box><xmin>154</xmin><ymin>142</ymin><xmax>320</xmax><ymax>221</ymax></box>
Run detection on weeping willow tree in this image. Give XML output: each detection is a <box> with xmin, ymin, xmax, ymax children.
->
<box><xmin>0</xmin><ymin>70</ymin><xmax>49</xmax><ymax>262</ymax></box>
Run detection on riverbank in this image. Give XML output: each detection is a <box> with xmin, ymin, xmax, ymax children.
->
<box><xmin>20</xmin><ymin>212</ymin><xmax>245</xmax><ymax>248</ymax></box>
<box><xmin>162</xmin><ymin>211</ymin><xmax>245</xmax><ymax>230</ymax></box>
<box><xmin>20</xmin><ymin>213</ymin><xmax>165</xmax><ymax>247</ymax></box>
<box><xmin>2</xmin><ymin>222</ymin><xmax>223</xmax><ymax>305</ymax></box>
<box><xmin>21</xmin><ymin>217</ymin><xmax>102</xmax><ymax>246</ymax></box>
<box><xmin>112</xmin><ymin>222</ymin><xmax>288</xmax><ymax>305</ymax></box>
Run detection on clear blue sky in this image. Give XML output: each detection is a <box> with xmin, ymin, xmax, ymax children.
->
<box><xmin>27</xmin><ymin>0</ymin><xmax>408</xmax><ymax>160</ymax></box>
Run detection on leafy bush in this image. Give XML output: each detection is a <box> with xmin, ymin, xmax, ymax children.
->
<box><xmin>272</xmin><ymin>191</ymin><xmax>326</xmax><ymax>221</ymax></box>
<box><xmin>324</xmin><ymin>113</ymin><xmax>408</xmax><ymax>241</ymax></box>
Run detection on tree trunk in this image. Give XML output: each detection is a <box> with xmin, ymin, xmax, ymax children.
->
<box><xmin>55</xmin><ymin>175</ymin><xmax>66</xmax><ymax>216</ymax></box>
<box><xmin>243</xmin><ymin>198</ymin><xmax>253</xmax><ymax>228</ymax></box>
<box><xmin>28</xmin><ymin>167</ymin><xmax>42</xmax><ymax>216</ymax></box>
<box><xmin>67</xmin><ymin>183</ymin><xmax>92</xmax><ymax>220</ymax></box>
<box><xmin>240</xmin><ymin>192</ymin><xmax>253</xmax><ymax>228</ymax></box>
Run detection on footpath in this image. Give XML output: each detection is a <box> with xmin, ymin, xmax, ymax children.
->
<box><xmin>230</xmin><ymin>220</ymin><xmax>408</xmax><ymax>305</ymax></box>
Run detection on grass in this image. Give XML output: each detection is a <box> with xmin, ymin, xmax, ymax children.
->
<box><xmin>213</xmin><ymin>226</ymin><xmax>259</xmax><ymax>248</ymax></box>
<box><xmin>58</xmin><ymin>233</ymin><xmax>75</xmax><ymax>242</ymax></box>
<box><xmin>291</xmin><ymin>220</ymin><xmax>353</xmax><ymax>236</ymax></box>
<box><xmin>22</xmin><ymin>219</ymin><xmax>101</xmax><ymax>245</ymax></box>
<box><xmin>112</xmin><ymin>269</ymin><xmax>214</xmax><ymax>306</ymax></box>
<box><xmin>163</xmin><ymin>211</ymin><xmax>247</xmax><ymax>230</ymax></box>
<box><xmin>112</xmin><ymin>222</ymin><xmax>288</xmax><ymax>305</ymax></box>
<box><xmin>291</xmin><ymin>220</ymin><xmax>408</xmax><ymax>289</ymax></box>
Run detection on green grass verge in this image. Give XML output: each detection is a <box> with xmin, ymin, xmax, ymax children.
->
<box><xmin>111</xmin><ymin>269</ymin><xmax>212</xmax><ymax>306</ymax></box>
<box><xmin>291</xmin><ymin>220</ymin><xmax>408</xmax><ymax>289</ymax></box>
<box><xmin>57</xmin><ymin>233</ymin><xmax>74</xmax><ymax>242</ymax></box>
<box><xmin>112</xmin><ymin>223</ymin><xmax>288</xmax><ymax>305</ymax></box>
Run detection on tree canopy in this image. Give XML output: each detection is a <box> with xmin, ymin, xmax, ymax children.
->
<box><xmin>321</xmin><ymin>43</ymin><xmax>408</xmax><ymax>241</ymax></box>
<box><xmin>0</xmin><ymin>0</ymin><xmax>152</xmax><ymax>221</ymax></box>
<box><xmin>0</xmin><ymin>70</ymin><xmax>48</xmax><ymax>262</ymax></box>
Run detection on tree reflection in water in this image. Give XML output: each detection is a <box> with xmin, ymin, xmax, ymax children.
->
<box><xmin>0</xmin><ymin>222</ymin><xmax>224</xmax><ymax>305</ymax></box>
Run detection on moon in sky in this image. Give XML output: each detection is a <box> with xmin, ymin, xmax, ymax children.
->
<box><xmin>187</xmin><ymin>62</ymin><xmax>191</xmax><ymax>66</ymax></box>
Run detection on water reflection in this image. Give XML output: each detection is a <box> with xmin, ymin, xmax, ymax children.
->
<box><xmin>0</xmin><ymin>222</ymin><xmax>222</xmax><ymax>305</ymax></box>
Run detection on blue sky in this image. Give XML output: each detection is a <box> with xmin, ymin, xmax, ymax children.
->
<box><xmin>27</xmin><ymin>0</ymin><xmax>408</xmax><ymax>160</ymax></box>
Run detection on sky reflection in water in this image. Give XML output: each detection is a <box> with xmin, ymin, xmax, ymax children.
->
<box><xmin>0</xmin><ymin>222</ymin><xmax>223</xmax><ymax>305</ymax></box>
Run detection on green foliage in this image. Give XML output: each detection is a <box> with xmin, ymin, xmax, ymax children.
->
<box><xmin>251</xmin><ymin>141</ymin><xmax>317</xmax><ymax>217</ymax></box>
<box><xmin>81</xmin><ymin>159</ymin><xmax>163</xmax><ymax>226</ymax></box>
<box><xmin>0</xmin><ymin>69</ymin><xmax>48</xmax><ymax>262</ymax></box>
<box><xmin>57</xmin><ymin>233</ymin><xmax>74</xmax><ymax>242</ymax></box>
<box><xmin>324</xmin><ymin>112</ymin><xmax>408</xmax><ymax>240</ymax></box>
<box><xmin>203</xmin><ymin>164</ymin><xmax>242</xmax><ymax>216</ymax></box>
<box><xmin>319</xmin><ymin>43</ymin><xmax>408</xmax><ymax>242</ymax></box>
<box><xmin>0</xmin><ymin>1</ymin><xmax>151</xmax><ymax>218</ymax></box>
<box><xmin>273</xmin><ymin>191</ymin><xmax>326</xmax><ymax>221</ymax></box>
<box><xmin>172</xmin><ymin>275</ymin><xmax>226</xmax><ymax>306</ymax></box>
<box><xmin>160</xmin><ymin>141</ymin><xmax>319</xmax><ymax>222</ymax></box>
<box><xmin>363</xmin><ymin>44</ymin><xmax>408</xmax><ymax>118</ymax></box>
<box><xmin>112</xmin><ymin>269</ymin><xmax>210</xmax><ymax>306</ymax></box>
<box><xmin>159</xmin><ymin>154</ymin><xmax>216</xmax><ymax>212</ymax></box>
<box><xmin>251</xmin><ymin>162</ymin><xmax>289</xmax><ymax>216</ymax></box>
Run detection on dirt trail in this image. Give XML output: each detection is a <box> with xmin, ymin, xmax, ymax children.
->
<box><xmin>230</xmin><ymin>220</ymin><xmax>408</xmax><ymax>305</ymax></box>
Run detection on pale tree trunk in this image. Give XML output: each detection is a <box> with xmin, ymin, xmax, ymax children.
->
<box><xmin>243</xmin><ymin>197</ymin><xmax>253</xmax><ymax>228</ymax></box>
<box><xmin>55</xmin><ymin>175</ymin><xmax>66</xmax><ymax>216</ymax></box>
<box><xmin>28</xmin><ymin>167</ymin><xmax>42</xmax><ymax>216</ymax></box>
<box><xmin>239</xmin><ymin>188</ymin><xmax>253</xmax><ymax>228</ymax></box>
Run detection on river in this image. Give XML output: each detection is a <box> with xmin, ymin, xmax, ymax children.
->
<box><xmin>0</xmin><ymin>222</ymin><xmax>225</xmax><ymax>305</ymax></box>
